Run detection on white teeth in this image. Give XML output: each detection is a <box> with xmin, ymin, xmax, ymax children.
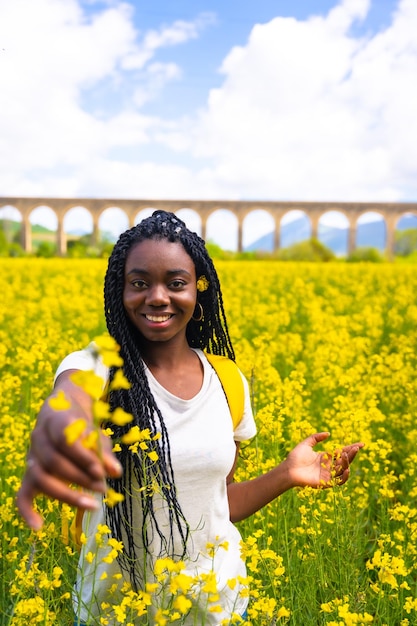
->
<box><xmin>146</xmin><ymin>315</ymin><xmax>171</xmax><ymax>322</ymax></box>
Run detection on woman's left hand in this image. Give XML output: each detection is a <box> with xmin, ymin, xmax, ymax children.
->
<box><xmin>284</xmin><ymin>432</ymin><xmax>364</xmax><ymax>489</ymax></box>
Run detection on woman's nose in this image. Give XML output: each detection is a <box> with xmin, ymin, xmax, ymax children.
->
<box><xmin>146</xmin><ymin>284</ymin><xmax>170</xmax><ymax>305</ymax></box>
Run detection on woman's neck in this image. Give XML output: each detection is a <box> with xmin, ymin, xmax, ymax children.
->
<box><xmin>141</xmin><ymin>343</ymin><xmax>204</xmax><ymax>400</ymax></box>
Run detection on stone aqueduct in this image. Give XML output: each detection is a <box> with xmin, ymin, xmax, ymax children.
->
<box><xmin>1</xmin><ymin>196</ymin><xmax>417</xmax><ymax>257</ymax></box>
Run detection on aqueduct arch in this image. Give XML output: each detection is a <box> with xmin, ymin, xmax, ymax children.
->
<box><xmin>1</xmin><ymin>197</ymin><xmax>416</xmax><ymax>258</ymax></box>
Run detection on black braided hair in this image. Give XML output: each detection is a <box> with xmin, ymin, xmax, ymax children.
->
<box><xmin>103</xmin><ymin>210</ymin><xmax>235</xmax><ymax>589</ymax></box>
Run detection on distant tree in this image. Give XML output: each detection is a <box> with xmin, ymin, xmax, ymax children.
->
<box><xmin>8</xmin><ymin>242</ymin><xmax>25</xmax><ymax>257</ymax></box>
<box><xmin>276</xmin><ymin>238</ymin><xmax>335</xmax><ymax>261</ymax></box>
<box><xmin>394</xmin><ymin>228</ymin><xmax>417</xmax><ymax>257</ymax></box>
<box><xmin>205</xmin><ymin>241</ymin><xmax>235</xmax><ymax>260</ymax></box>
<box><xmin>0</xmin><ymin>229</ymin><xmax>25</xmax><ymax>256</ymax></box>
<box><xmin>99</xmin><ymin>241</ymin><xmax>115</xmax><ymax>258</ymax></box>
<box><xmin>346</xmin><ymin>247</ymin><xmax>384</xmax><ymax>263</ymax></box>
<box><xmin>36</xmin><ymin>241</ymin><xmax>56</xmax><ymax>258</ymax></box>
<box><xmin>67</xmin><ymin>241</ymin><xmax>89</xmax><ymax>258</ymax></box>
<box><xmin>236</xmin><ymin>250</ymin><xmax>258</xmax><ymax>260</ymax></box>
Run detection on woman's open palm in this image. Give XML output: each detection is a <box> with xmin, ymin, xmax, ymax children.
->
<box><xmin>285</xmin><ymin>432</ymin><xmax>364</xmax><ymax>489</ymax></box>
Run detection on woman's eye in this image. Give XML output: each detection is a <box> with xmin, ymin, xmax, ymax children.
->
<box><xmin>132</xmin><ymin>280</ymin><xmax>147</xmax><ymax>288</ymax></box>
<box><xmin>170</xmin><ymin>280</ymin><xmax>185</xmax><ymax>289</ymax></box>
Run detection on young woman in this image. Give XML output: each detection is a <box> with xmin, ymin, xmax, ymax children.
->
<box><xmin>17</xmin><ymin>211</ymin><xmax>363</xmax><ymax>625</ymax></box>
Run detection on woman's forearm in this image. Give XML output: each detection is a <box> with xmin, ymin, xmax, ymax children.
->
<box><xmin>227</xmin><ymin>460</ymin><xmax>294</xmax><ymax>523</ymax></box>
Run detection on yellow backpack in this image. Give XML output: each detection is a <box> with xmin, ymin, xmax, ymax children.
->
<box><xmin>64</xmin><ymin>353</ymin><xmax>244</xmax><ymax>548</ymax></box>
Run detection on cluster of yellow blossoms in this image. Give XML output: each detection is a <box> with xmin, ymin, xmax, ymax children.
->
<box><xmin>1</xmin><ymin>258</ymin><xmax>417</xmax><ymax>624</ymax></box>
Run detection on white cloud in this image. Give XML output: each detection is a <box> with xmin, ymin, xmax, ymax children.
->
<box><xmin>132</xmin><ymin>62</ymin><xmax>182</xmax><ymax>107</ymax></box>
<box><xmin>186</xmin><ymin>0</ymin><xmax>417</xmax><ymax>202</ymax></box>
<box><xmin>0</xmin><ymin>0</ymin><xmax>212</xmax><ymax>194</ymax></box>
<box><xmin>1</xmin><ymin>0</ymin><xmax>417</xmax><ymax>221</ymax></box>
<box><xmin>121</xmin><ymin>12</ymin><xmax>215</xmax><ymax>69</ymax></box>
<box><xmin>0</xmin><ymin>0</ymin><xmax>136</xmax><ymax>174</ymax></box>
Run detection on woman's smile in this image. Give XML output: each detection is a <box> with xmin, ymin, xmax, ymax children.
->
<box><xmin>145</xmin><ymin>313</ymin><xmax>173</xmax><ymax>323</ymax></box>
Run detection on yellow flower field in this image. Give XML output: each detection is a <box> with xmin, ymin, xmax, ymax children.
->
<box><xmin>1</xmin><ymin>258</ymin><xmax>417</xmax><ymax>625</ymax></box>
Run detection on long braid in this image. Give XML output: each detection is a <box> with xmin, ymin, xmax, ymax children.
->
<box><xmin>103</xmin><ymin>210</ymin><xmax>235</xmax><ymax>589</ymax></box>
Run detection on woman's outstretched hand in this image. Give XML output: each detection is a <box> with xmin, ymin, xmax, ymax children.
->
<box><xmin>228</xmin><ymin>431</ymin><xmax>364</xmax><ymax>523</ymax></box>
<box><xmin>284</xmin><ymin>432</ymin><xmax>364</xmax><ymax>489</ymax></box>
<box><xmin>16</xmin><ymin>371</ymin><xmax>122</xmax><ymax>531</ymax></box>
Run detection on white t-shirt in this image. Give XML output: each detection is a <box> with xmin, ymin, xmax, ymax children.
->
<box><xmin>57</xmin><ymin>348</ymin><xmax>257</xmax><ymax>625</ymax></box>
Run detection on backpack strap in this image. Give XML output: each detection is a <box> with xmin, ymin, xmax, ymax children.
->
<box><xmin>204</xmin><ymin>352</ymin><xmax>245</xmax><ymax>430</ymax></box>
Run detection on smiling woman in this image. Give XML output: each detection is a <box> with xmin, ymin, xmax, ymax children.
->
<box><xmin>16</xmin><ymin>210</ymin><xmax>363</xmax><ymax>625</ymax></box>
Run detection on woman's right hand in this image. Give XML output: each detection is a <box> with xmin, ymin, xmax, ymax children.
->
<box><xmin>16</xmin><ymin>370</ymin><xmax>122</xmax><ymax>530</ymax></box>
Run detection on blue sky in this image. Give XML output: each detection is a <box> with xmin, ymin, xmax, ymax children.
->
<box><xmin>1</xmin><ymin>0</ymin><xmax>416</xmax><ymax>246</ymax></box>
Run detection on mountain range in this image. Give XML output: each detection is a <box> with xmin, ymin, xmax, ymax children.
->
<box><xmin>246</xmin><ymin>214</ymin><xmax>417</xmax><ymax>255</ymax></box>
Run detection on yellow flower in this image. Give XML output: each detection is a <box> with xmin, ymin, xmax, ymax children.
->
<box><xmin>82</xmin><ymin>430</ymin><xmax>98</xmax><ymax>451</ymax></box>
<box><xmin>93</xmin><ymin>399</ymin><xmax>111</xmax><ymax>421</ymax></box>
<box><xmin>154</xmin><ymin>608</ymin><xmax>168</xmax><ymax>625</ymax></box>
<box><xmin>196</xmin><ymin>275</ymin><xmax>209</xmax><ymax>292</ymax></box>
<box><xmin>48</xmin><ymin>389</ymin><xmax>71</xmax><ymax>411</ymax></box>
<box><xmin>172</xmin><ymin>593</ymin><xmax>192</xmax><ymax>613</ymax></box>
<box><xmin>63</xmin><ymin>418</ymin><xmax>87</xmax><ymax>445</ymax></box>
<box><xmin>277</xmin><ymin>606</ymin><xmax>291</xmax><ymax>618</ymax></box>
<box><xmin>70</xmin><ymin>370</ymin><xmax>104</xmax><ymax>400</ymax></box>
<box><xmin>201</xmin><ymin>571</ymin><xmax>218</xmax><ymax>594</ymax></box>
<box><xmin>404</xmin><ymin>596</ymin><xmax>417</xmax><ymax>614</ymax></box>
<box><xmin>154</xmin><ymin>557</ymin><xmax>185</xmax><ymax>576</ymax></box>
<box><xmin>101</xmin><ymin>351</ymin><xmax>123</xmax><ymax>367</ymax></box>
<box><xmin>108</xmin><ymin>537</ymin><xmax>124</xmax><ymax>552</ymax></box>
<box><xmin>104</xmin><ymin>488</ymin><xmax>125</xmax><ymax>508</ymax></box>
<box><xmin>128</xmin><ymin>442</ymin><xmax>139</xmax><ymax>454</ymax></box>
<box><xmin>94</xmin><ymin>334</ymin><xmax>120</xmax><ymax>352</ymax></box>
<box><xmin>121</xmin><ymin>426</ymin><xmax>151</xmax><ymax>444</ymax></box>
<box><xmin>109</xmin><ymin>369</ymin><xmax>131</xmax><ymax>390</ymax></box>
<box><xmin>110</xmin><ymin>407</ymin><xmax>133</xmax><ymax>426</ymax></box>
<box><xmin>93</xmin><ymin>334</ymin><xmax>124</xmax><ymax>367</ymax></box>
<box><xmin>113</xmin><ymin>604</ymin><xmax>126</xmax><ymax>622</ymax></box>
<box><xmin>85</xmin><ymin>551</ymin><xmax>95</xmax><ymax>563</ymax></box>
<box><xmin>169</xmin><ymin>572</ymin><xmax>194</xmax><ymax>595</ymax></box>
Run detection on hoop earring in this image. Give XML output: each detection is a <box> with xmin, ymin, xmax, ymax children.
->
<box><xmin>192</xmin><ymin>302</ymin><xmax>204</xmax><ymax>322</ymax></box>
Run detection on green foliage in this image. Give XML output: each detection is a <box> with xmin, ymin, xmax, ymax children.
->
<box><xmin>0</xmin><ymin>228</ymin><xmax>8</xmax><ymax>255</ymax></box>
<box><xmin>346</xmin><ymin>247</ymin><xmax>385</xmax><ymax>263</ymax></box>
<box><xmin>276</xmin><ymin>238</ymin><xmax>335</xmax><ymax>261</ymax></box>
<box><xmin>98</xmin><ymin>240</ymin><xmax>115</xmax><ymax>258</ymax></box>
<box><xmin>7</xmin><ymin>242</ymin><xmax>25</xmax><ymax>257</ymax></box>
<box><xmin>67</xmin><ymin>235</ymin><xmax>115</xmax><ymax>258</ymax></box>
<box><xmin>0</xmin><ymin>218</ymin><xmax>20</xmax><ymax>239</ymax></box>
<box><xmin>66</xmin><ymin>241</ymin><xmax>89</xmax><ymax>258</ymax></box>
<box><xmin>394</xmin><ymin>227</ymin><xmax>417</xmax><ymax>257</ymax></box>
<box><xmin>0</xmin><ymin>226</ymin><xmax>25</xmax><ymax>257</ymax></box>
<box><xmin>36</xmin><ymin>241</ymin><xmax>56</xmax><ymax>258</ymax></box>
<box><xmin>205</xmin><ymin>241</ymin><xmax>235</xmax><ymax>260</ymax></box>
